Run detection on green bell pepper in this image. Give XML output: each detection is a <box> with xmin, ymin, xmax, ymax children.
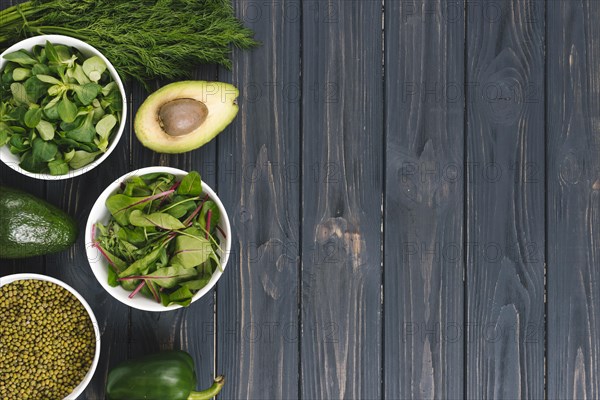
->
<box><xmin>106</xmin><ymin>350</ymin><xmax>225</xmax><ymax>400</ymax></box>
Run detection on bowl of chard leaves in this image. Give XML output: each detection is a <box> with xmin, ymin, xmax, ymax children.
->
<box><xmin>85</xmin><ymin>166</ymin><xmax>231</xmax><ymax>311</ymax></box>
<box><xmin>0</xmin><ymin>35</ymin><xmax>126</xmax><ymax>179</ymax></box>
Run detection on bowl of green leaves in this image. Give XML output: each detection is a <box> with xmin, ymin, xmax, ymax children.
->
<box><xmin>0</xmin><ymin>35</ymin><xmax>126</xmax><ymax>179</ymax></box>
<box><xmin>85</xmin><ymin>166</ymin><xmax>231</xmax><ymax>312</ymax></box>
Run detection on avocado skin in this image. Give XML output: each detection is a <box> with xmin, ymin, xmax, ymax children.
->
<box><xmin>0</xmin><ymin>187</ymin><xmax>78</xmax><ymax>259</ymax></box>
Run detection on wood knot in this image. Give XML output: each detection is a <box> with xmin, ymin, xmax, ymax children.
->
<box><xmin>479</xmin><ymin>49</ymin><xmax>530</xmax><ymax>126</ymax></box>
<box><xmin>559</xmin><ymin>152</ymin><xmax>582</xmax><ymax>185</ymax></box>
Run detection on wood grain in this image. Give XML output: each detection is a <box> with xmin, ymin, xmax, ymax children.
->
<box><xmin>128</xmin><ymin>66</ymin><xmax>219</xmax><ymax>392</ymax></box>
<box><xmin>44</xmin><ymin>83</ymin><xmax>135</xmax><ymax>398</ymax></box>
<box><xmin>300</xmin><ymin>0</ymin><xmax>383</xmax><ymax>398</ymax></box>
<box><xmin>1</xmin><ymin>0</ymin><xmax>44</xmax><ymax>275</ymax></box>
<box><xmin>466</xmin><ymin>0</ymin><xmax>545</xmax><ymax>399</ymax></box>
<box><xmin>384</xmin><ymin>1</ymin><xmax>464</xmax><ymax>399</ymax></box>
<box><xmin>216</xmin><ymin>1</ymin><xmax>301</xmax><ymax>399</ymax></box>
<box><xmin>547</xmin><ymin>1</ymin><xmax>600</xmax><ymax>398</ymax></box>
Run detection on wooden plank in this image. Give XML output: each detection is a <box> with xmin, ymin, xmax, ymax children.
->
<box><xmin>300</xmin><ymin>1</ymin><xmax>383</xmax><ymax>398</ymax></box>
<box><xmin>128</xmin><ymin>66</ymin><xmax>218</xmax><ymax>392</ymax></box>
<box><xmin>216</xmin><ymin>0</ymin><xmax>301</xmax><ymax>398</ymax></box>
<box><xmin>384</xmin><ymin>0</ymin><xmax>464</xmax><ymax>398</ymax></box>
<box><xmin>547</xmin><ymin>1</ymin><xmax>600</xmax><ymax>398</ymax></box>
<box><xmin>465</xmin><ymin>0</ymin><xmax>545</xmax><ymax>399</ymax></box>
<box><xmin>0</xmin><ymin>0</ymin><xmax>45</xmax><ymax>275</ymax></box>
<box><xmin>44</xmin><ymin>85</ymin><xmax>134</xmax><ymax>398</ymax></box>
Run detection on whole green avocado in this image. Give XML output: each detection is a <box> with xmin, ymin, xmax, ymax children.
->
<box><xmin>0</xmin><ymin>186</ymin><xmax>78</xmax><ymax>258</ymax></box>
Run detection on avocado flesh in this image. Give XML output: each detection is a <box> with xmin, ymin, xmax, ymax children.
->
<box><xmin>134</xmin><ymin>81</ymin><xmax>239</xmax><ymax>154</ymax></box>
<box><xmin>0</xmin><ymin>187</ymin><xmax>78</xmax><ymax>259</ymax></box>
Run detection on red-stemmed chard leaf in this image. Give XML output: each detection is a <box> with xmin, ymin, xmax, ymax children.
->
<box><xmin>106</xmin><ymin>189</ymin><xmax>175</xmax><ymax>225</ymax></box>
<box><xmin>118</xmin><ymin>265</ymin><xmax>197</xmax><ymax>288</ymax></box>
<box><xmin>129</xmin><ymin>280</ymin><xmax>146</xmax><ymax>299</ymax></box>
<box><xmin>146</xmin><ymin>280</ymin><xmax>160</xmax><ymax>302</ymax></box>
<box><xmin>129</xmin><ymin>210</ymin><xmax>186</xmax><ymax>230</ymax></box>
<box><xmin>157</xmin><ymin>181</ymin><xmax>181</xmax><ymax>208</ymax></box>
<box><xmin>94</xmin><ymin>243</ymin><xmax>123</xmax><ymax>273</ymax></box>
<box><xmin>184</xmin><ymin>194</ymin><xmax>209</xmax><ymax>226</ymax></box>
<box><xmin>205</xmin><ymin>210</ymin><xmax>212</xmax><ymax>239</ymax></box>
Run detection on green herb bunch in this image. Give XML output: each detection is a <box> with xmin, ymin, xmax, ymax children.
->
<box><xmin>0</xmin><ymin>0</ymin><xmax>257</xmax><ymax>86</ymax></box>
<box><xmin>94</xmin><ymin>171</ymin><xmax>223</xmax><ymax>307</ymax></box>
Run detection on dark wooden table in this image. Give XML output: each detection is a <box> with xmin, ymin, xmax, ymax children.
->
<box><xmin>2</xmin><ymin>0</ymin><xmax>600</xmax><ymax>399</ymax></box>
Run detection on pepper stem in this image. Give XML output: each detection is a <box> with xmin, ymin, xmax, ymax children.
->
<box><xmin>187</xmin><ymin>376</ymin><xmax>225</xmax><ymax>400</ymax></box>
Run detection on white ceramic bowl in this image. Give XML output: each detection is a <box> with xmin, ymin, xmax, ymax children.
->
<box><xmin>0</xmin><ymin>273</ymin><xmax>101</xmax><ymax>400</ymax></box>
<box><xmin>85</xmin><ymin>166</ymin><xmax>231</xmax><ymax>312</ymax></box>
<box><xmin>0</xmin><ymin>35</ymin><xmax>127</xmax><ymax>180</ymax></box>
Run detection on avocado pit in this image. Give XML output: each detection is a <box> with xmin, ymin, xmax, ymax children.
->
<box><xmin>158</xmin><ymin>98</ymin><xmax>208</xmax><ymax>136</ymax></box>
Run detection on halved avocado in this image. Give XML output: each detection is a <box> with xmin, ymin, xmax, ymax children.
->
<box><xmin>134</xmin><ymin>81</ymin><xmax>238</xmax><ymax>154</ymax></box>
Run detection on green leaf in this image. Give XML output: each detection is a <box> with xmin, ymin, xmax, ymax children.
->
<box><xmin>102</xmin><ymin>88</ymin><xmax>123</xmax><ymax>112</ymax></box>
<box><xmin>95</xmin><ymin>137</ymin><xmax>109</xmax><ymax>153</ymax></box>
<box><xmin>66</xmin><ymin>112</ymin><xmax>95</xmax><ymax>142</ymax></box>
<box><xmin>31</xmin><ymin>45</ymin><xmax>46</xmax><ymax>63</ymax></box>
<box><xmin>69</xmin><ymin>64</ymin><xmax>91</xmax><ymax>85</ymax></box>
<box><xmin>107</xmin><ymin>267</ymin><xmax>119</xmax><ymax>287</ymax></box>
<box><xmin>10</xmin><ymin>83</ymin><xmax>29</xmax><ymax>105</ymax></box>
<box><xmin>9</xmin><ymin>134</ymin><xmax>28</xmax><ymax>154</ymax></box>
<box><xmin>43</xmin><ymin>95</ymin><xmax>62</xmax><ymax>118</ymax></box>
<box><xmin>36</xmin><ymin>119</ymin><xmax>55</xmax><ymax>141</ymax></box>
<box><xmin>123</xmin><ymin>176</ymin><xmax>151</xmax><ymax>197</ymax></box>
<box><xmin>115</xmin><ymin>226</ymin><xmax>147</xmax><ymax>246</ymax></box>
<box><xmin>31</xmin><ymin>138</ymin><xmax>57</xmax><ymax>162</ymax></box>
<box><xmin>3</xmin><ymin>50</ymin><xmax>37</xmax><ymax>66</ymax></box>
<box><xmin>57</xmin><ymin>94</ymin><xmax>78</xmax><ymax>123</ymax></box>
<box><xmin>140</xmin><ymin>172</ymin><xmax>174</xmax><ymax>182</ymax></box>
<box><xmin>129</xmin><ymin>210</ymin><xmax>186</xmax><ymax>230</ymax></box>
<box><xmin>55</xmin><ymin>135</ymin><xmax>98</xmax><ymax>153</ymax></box>
<box><xmin>177</xmin><ymin>171</ymin><xmax>202</xmax><ymax>196</ymax></box>
<box><xmin>24</xmin><ymin>107</ymin><xmax>42</xmax><ymax>128</ymax></box>
<box><xmin>47</xmin><ymin>84</ymin><xmax>64</xmax><ymax>97</ymax></box>
<box><xmin>60</xmin><ymin>114</ymin><xmax>84</xmax><ymax>131</ymax></box>
<box><xmin>35</xmin><ymin>74</ymin><xmax>62</xmax><ymax>85</ymax></box>
<box><xmin>106</xmin><ymin>194</ymin><xmax>152</xmax><ymax>225</ymax></box>
<box><xmin>54</xmin><ymin>45</ymin><xmax>74</xmax><ymax>64</ymax></box>
<box><xmin>31</xmin><ymin>63</ymin><xmax>51</xmax><ymax>76</ymax></box>
<box><xmin>63</xmin><ymin>149</ymin><xmax>75</xmax><ymax>163</ymax></box>
<box><xmin>23</xmin><ymin>77</ymin><xmax>49</xmax><ymax>103</ymax></box>
<box><xmin>82</xmin><ymin>56</ymin><xmax>107</xmax><ymax>82</ymax></box>
<box><xmin>144</xmin><ymin>265</ymin><xmax>197</xmax><ymax>289</ymax></box>
<box><xmin>12</xmin><ymin>68</ymin><xmax>31</xmax><ymax>81</ymax></box>
<box><xmin>91</xmin><ymin>100</ymin><xmax>106</xmax><ymax>123</ymax></box>
<box><xmin>44</xmin><ymin>41</ymin><xmax>60</xmax><ymax>64</ymax></box>
<box><xmin>102</xmin><ymin>81</ymin><xmax>116</xmax><ymax>96</ymax></box>
<box><xmin>163</xmin><ymin>196</ymin><xmax>198</xmax><ymax>219</ymax></box>
<box><xmin>0</xmin><ymin>126</ymin><xmax>10</xmax><ymax>147</ymax></box>
<box><xmin>119</xmin><ymin>246</ymin><xmax>164</xmax><ymax>278</ymax></box>
<box><xmin>199</xmin><ymin>200</ymin><xmax>221</xmax><ymax>233</ymax></box>
<box><xmin>68</xmin><ymin>150</ymin><xmax>100</xmax><ymax>169</ymax></box>
<box><xmin>20</xmin><ymin>150</ymin><xmax>45</xmax><ymax>173</ymax></box>
<box><xmin>179</xmin><ymin>275</ymin><xmax>211</xmax><ymax>291</ymax></box>
<box><xmin>160</xmin><ymin>286</ymin><xmax>194</xmax><ymax>307</ymax></box>
<box><xmin>74</xmin><ymin>83</ymin><xmax>101</xmax><ymax>105</ymax></box>
<box><xmin>170</xmin><ymin>228</ymin><xmax>213</xmax><ymax>268</ymax></box>
<box><xmin>147</xmin><ymin>174</ymin><xmax>176</xmax><ymax>193</ymax></box>
<box><xmin>48</xmin><ymin>158</ymin><xmax>69</xmax><ymax>175</ymax></box>
<box><xmin>95</xmin><ymin>114</ymin><xmax>117</xmax><ymax>139</ymax></box>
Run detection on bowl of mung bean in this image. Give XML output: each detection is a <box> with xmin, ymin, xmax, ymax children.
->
<box><xmin>0</xmin><ymin>273</ymin><xmax>100</xmax><ymax>400</ymax></box>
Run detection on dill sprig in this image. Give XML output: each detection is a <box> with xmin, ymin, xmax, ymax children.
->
<box><xmin>0</xmin><ymin>0</ymin><xmax>257</xmax><ymax>86</ymax></box>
